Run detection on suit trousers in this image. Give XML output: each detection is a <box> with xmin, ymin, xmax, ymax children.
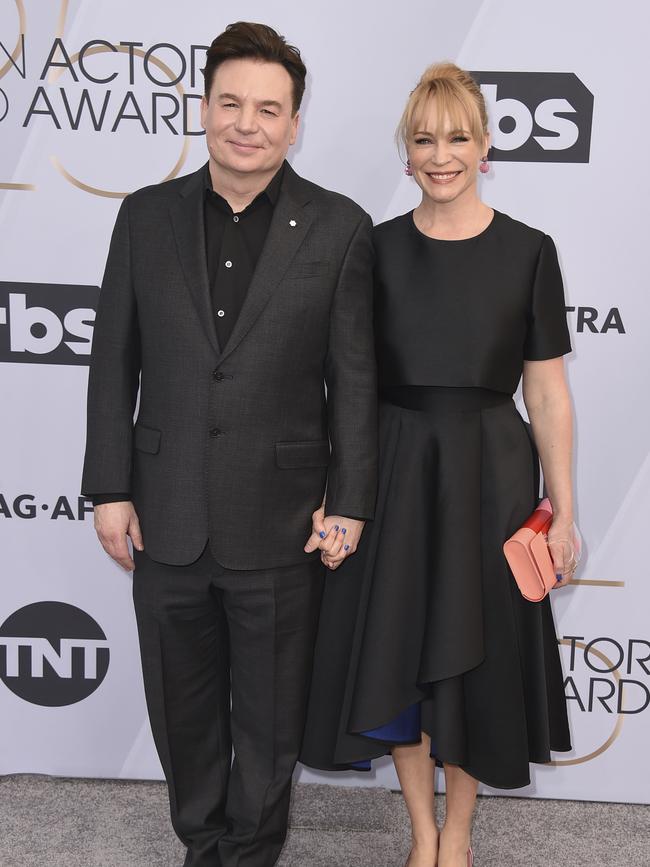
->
<box><xmin>132</xmin><ymin>544</ymin><xmax>325</xmax><ymax>867</ymax></box>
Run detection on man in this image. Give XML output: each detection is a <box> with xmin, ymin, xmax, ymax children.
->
<box><xmin>81</xmin><ymin>21</ymin><xmax>377</xmax><ymax>867</ymax></box>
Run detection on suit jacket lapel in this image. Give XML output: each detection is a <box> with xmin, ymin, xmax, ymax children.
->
<box><xmin>216</xmin><ymin>162</ymin><xmax>314</xmax><ymax>365</ymax></box>
<box><xmin>169</xmin><ymin>166</ymin><xmax>220</xmax><ymax>354</ymax></box>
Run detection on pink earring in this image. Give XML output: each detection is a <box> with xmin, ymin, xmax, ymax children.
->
<box><xmin>404</xmin><ymin>159</ymin><xmax>413</xmax><ymax>176</ymax></box>
<box><xmin>479</xmin><ymin>156</ymin><xmax>490</xmax><ymax>174</ymax></box>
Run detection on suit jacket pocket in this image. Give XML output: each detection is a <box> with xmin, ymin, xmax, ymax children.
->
<box><xmin>284</xmin><ymin>261</ymin><xmax>329</xmax><ymax>279</ymax></box>
<box><xmin>133</xmin><ymin>423</ymin><xmax>162</xmax><ymax>455</ymax></box>
<box><xmin>275</xmin><ymin>440</ymin><xmax>330</xmax><ymax>469</ymax></box>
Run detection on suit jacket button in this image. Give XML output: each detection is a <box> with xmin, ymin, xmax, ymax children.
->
<box><xmin>209</xmin><ymin>427</ymin><xmax>223</xmax><ymax>438</ymax></box>
<box><xmin>213</xmin><ymin>370</ymin><xmax>225</xmax><ymax>381</ymax></box>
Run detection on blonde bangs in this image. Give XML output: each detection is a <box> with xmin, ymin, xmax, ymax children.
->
<box><xmin>397</xmin><ymin>63</ymin><xmax>488</xmax><ymax>156</ymax></box>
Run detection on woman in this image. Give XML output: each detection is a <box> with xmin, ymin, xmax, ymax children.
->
<box><xmin>300</xmin><ymin>62</ymin><xmax>576</xmax><ymax>867</ymax></box>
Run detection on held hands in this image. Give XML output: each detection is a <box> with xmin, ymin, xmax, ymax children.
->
<box><xmin>304</xmin><ymin>506</ymin><xmax>365</xmax><ymax>570</ymax></box>
<box><xmin>547</xmin><ymin>517</ymin><xmax>580</xmax><ymax>589</ymax></box>
<box><xmin>94</xmin><ymin>501</ymin><xmax>144</xmax><ymax>571</ymax></box>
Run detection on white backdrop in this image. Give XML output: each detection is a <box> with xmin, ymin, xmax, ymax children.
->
<box><xmin>1</xmin><ymin>0</ymin><xmax>648</xmax><ymax>804</ymax></box>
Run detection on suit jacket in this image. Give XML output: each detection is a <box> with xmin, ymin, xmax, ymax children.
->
<box><xmin>81</xmin><ymin>161</ymin><xmax>377</xmax><ymax>569</ymax></box>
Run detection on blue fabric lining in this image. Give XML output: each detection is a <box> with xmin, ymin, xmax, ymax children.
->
<box><xmin>349</xmin><ymin>702</ymin><xmax>423</xmax><ymax>769</ymax></box>
<box><xmin>362</xmin><ymin>701</ymin><xmax>421</xmax><ymax>742</ymax></box>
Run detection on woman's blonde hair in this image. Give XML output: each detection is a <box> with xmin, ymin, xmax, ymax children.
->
<box><xmin>397</xmin><ymin>62</ymin><xmax>488</xmax><ymax>155</ymax></box>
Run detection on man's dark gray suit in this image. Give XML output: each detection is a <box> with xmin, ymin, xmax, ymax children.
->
<box><xmin>82</xmin><ymin>161</ymin><xmax>377</xmax><ymax>867</ymax></box>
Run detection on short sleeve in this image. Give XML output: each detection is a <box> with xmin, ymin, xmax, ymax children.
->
<box><xmin>523</xmin><ymin>234</ymin><xmax>572</xmax><ymax>361</ymax></box>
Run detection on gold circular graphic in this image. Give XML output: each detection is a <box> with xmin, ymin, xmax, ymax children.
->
<box><xmin>50</xmin><ymin>44</ymin><xmax>193</xmax><ymax>198</ymax></box>
<box><xmin>550</xmin><ymin>639</ymin><xmax>625</xmax><ymax>766</ymax></box>
<box><xmin>0</xmin><ymin>0</ymin><xmax>26</xmax><ymax>80</ymax></box>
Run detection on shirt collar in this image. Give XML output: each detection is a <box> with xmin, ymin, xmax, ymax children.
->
<box><xmin>204</xmin><ymin>162</ymin><xmax>284</xmax><ymax>212</ymax></box>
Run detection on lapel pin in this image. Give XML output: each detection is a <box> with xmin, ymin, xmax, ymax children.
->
<box><xmin>289</xmin><ymin>219</ymin><xmax>297</xmax><ymax>227</ymax></box>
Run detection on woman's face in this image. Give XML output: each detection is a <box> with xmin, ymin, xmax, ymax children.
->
<box><xmin>407</xmin><ymin>98</ymin><xmax>488</xmax><ymax>206</ymax></box>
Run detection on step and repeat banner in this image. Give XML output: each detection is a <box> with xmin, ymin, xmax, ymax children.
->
<box><xmin>1</xmin><ymin>0</ymin><xmax>648</xmax><ymax>803</ymax></box>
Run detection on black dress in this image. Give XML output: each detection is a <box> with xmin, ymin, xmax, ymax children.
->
<box><xmin>300</xmin><ymin>210</ymin><xmax>572</xmax><ymax>789</ymax></box>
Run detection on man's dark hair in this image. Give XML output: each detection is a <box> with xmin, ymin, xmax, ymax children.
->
<box><xmin>203</xmin><ymin>22</ymin><xmax>307</xmax><ymax>114</ymax></box>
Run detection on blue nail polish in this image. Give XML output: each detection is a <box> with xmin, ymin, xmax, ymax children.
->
<box><xmin>344</xmin><ymin>544</ymin><xmax>350</xmax><ymax>551</ymax></box>
<box><xmin>334</xmin><ymin>525</ymin><xmax>339</xmax><ymax>532</ymax></box>
<box><xmin>319</xmin><ymin>531</ymin><xmax>326</xmax><ymax>539</ymax></box>
<box><xmin>341</xmin><ymin>527</ymin><xmax>347</xmax><ymax>534</ymax></box>
<box><xmin>556</xmin><ymin>574</ymin><xmax>563</xmax><ymax>583</ymax></box>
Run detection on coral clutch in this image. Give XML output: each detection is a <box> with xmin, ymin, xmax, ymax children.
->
<box><xmin>503</xmin><ymin>498</ymin><xmax>556</xmax><ymax>602</ymax></box>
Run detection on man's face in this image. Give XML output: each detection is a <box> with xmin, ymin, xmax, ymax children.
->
<box><xmin>201</xmin><ymin>58</ymin><xmax>299</xmax><ymax>180</ymax></box>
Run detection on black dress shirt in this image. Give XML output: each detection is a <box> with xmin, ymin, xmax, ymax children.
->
<box><xmin>91</xmin><ymin>164</ymin><xmax>283</xmax><ymax>507</ymax></box>
<box><xmin>204</xmin><ymin>163</ymin><xmax>283</xmax><ymax>349</ymax></box>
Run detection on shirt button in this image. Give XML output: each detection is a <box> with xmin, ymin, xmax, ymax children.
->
<box><xmin>225</xmin><ymin>260</ymin><xmax>233</xmax><ymax>268</ymax></box>
<box><xmin>209</xmin><ymin>427</ymin><xmax>223</xmax><ymax>438</ymax></box>
<box><xmin>233</xmin><ymin>216</ymin><xmax>240</xmax><ymax>223</ymax></box>
<box><xmin>217</xmin><ymin>309</ymin><xmax>225</xmax><ymax>318</ymax></box>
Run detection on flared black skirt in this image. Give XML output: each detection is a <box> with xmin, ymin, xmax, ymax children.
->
<box><xmin>300</xmin><ymin>387</ymin><xmax>571</xmax><ymax>789</ymax></box>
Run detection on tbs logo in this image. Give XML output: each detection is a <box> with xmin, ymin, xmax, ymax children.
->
<box><xmin>0</xmin><ymin>282</ymin><xmax>99</xmax><ymax>366</ymax></box>
<box><xmin>0</xmin><ymin>602</ymin><xmax>110</xmax><ymax>707</ymax></box>
<box><xmin>472</xmin><ymin>72</ymin><xmax>593</xmax><ymax>163</ymax></box>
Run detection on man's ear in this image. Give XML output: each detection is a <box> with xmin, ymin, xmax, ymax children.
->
<box><xmin>289</xmin><ymin>111</ymin><xmax>300</xmax><ymax>146</ymax></box>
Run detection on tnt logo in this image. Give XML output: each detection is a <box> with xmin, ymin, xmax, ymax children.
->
<box><xmin>471</xmin><ymin>72</ymin><xmax>593</xmax><ymax>163</ymax></box>
<box><xmin>0</xmin><ymin>602</ymin><xmax>110</xmax><ymax>706</ymax></box>
<box><xmin>0</xmin><ymin>282</ymin><xmax>99</xmax><ymax>365</ymax></box>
